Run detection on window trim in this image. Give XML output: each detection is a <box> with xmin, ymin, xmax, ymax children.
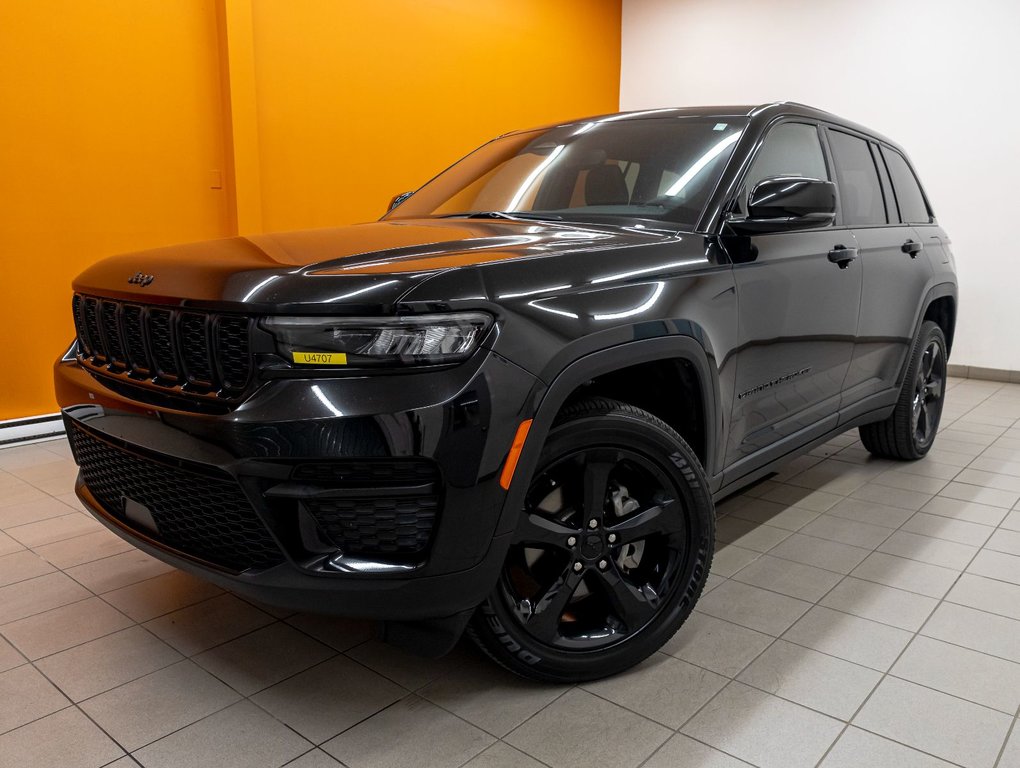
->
<box><xmin>871</xmin><ymin>141</ymin><xmax>899</xmax><ymax>224</ymax></box>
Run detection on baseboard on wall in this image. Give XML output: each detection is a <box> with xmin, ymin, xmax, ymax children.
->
<box><xmin>948</xmin><ymin>364</ymin><xmax>1020</xmax><ymax>384</ymax></box>
<box><xmin>0</xmin><ymin>414</ymin><xmax>65</xmax><ymax>447</ymax></box>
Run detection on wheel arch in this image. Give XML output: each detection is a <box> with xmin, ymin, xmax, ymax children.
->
<box><xmin>898</xmin><ymin>282</ymin><xmax>957</xmax><ymax>388</ymax></box>
<box><xmin>494</xmin><ymin>334</ymin><xmax>721</xmax><ymax>536</ymax></box>
<box><xmin>922</xmin><ymin>293</ymin><xmax>956</xmax><ymax>355</ymax></box>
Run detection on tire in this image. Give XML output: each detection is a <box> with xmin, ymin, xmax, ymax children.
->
<box><xmin>859</xmin><ymin>320</ymin><xmax>948</xmax><ymax>460</ymax></box>
<box><xmin>468</xmin><ymin>397</ymin><xmax>715</xmax><ymax>683</ymax></box>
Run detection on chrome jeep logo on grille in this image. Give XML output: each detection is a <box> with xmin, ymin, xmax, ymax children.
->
<box><xmin>127</xmin><ymin>272</ymin><xmax>155</xmax><ymax>287</ymax></box>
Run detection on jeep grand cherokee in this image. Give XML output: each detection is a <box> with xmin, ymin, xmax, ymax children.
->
<box><xmin>54</xmin><ymin>102</ymin><xmax>957</xmax><ymax>681</ymax></box>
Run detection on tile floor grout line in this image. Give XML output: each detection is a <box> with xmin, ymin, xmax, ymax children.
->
<box><xmin>809</xmin><ymin>390</ymin><xmax>1007</xmax><ymax>768</ymax></box>
<box><xmin>447</xmin><ymin>736</ymin><xmax>538</xmax><ymax>768</ymax></box>
<box><xmin>733</xmin><ymin>537</ymin><xmax>965</xmax><ymax>599</ymax></box>
<box><xmin>812</xmin><ymin>487</ymin><xmax>1008</xmax><ymax>768</ymax></box>
<box><xmin>22</xmin><ymin>657</ymin><xmax>145</xmax><ymax>763</ymax></box>
<box><xmin>992</xmin><ymin>703</ymin><xmax>1019</xmax><ymax>768</ymax></box>
<box><xmin>491</xmin><ymin>737</ymin><xmax>559</xmax><ymax>768</ymax></box>
<box><xmin>1</xmin><ymin>610</ymin><xmax>137</xmax><ymax>666</ymax></box>
<box><xmin>91</xmin><ymin>574</ymin><xmax>226</xmax><ymax>627</ymax></box>
<box><xmin>169</xmin><ymin>625</ymin><xmax>339</xmax><ymax>697</ymax></box>
<box><xmin>950</xmin><ymin>567</ymin><xmax>1020</xmax><ymax>594</ymax></box>
<box><xmin>806</xmin><ymin>387</ymin><xmax>1014</xmax><ymax>767</ymax></box>
<box><xmin>119</xmin><ymin>694</ymin><xmax>246</xmax><ymax>757</ymax></box>
<box><xmin>466</xmin><ymin>684</ymin><xmax>575</xmax><ymax>744</ymax></box>
<box><xmin>260</xmin><ymin>610</ymin><xmax>577</xmax><ymax>749</ymax></box>
<box><xmin>0</xmin><ymin>589</ymin><xmax>97</xmax><ymax>630</ymax></box>
<box><xmin>879</xmin><ymin>671</ymin><xmax>1020</xmax><ymax>717</ymax></box>
<box><xmin>656</xmin><ymin>557</ymin><xmax>857</xmax><ymax>766</ymax></box>
<box><xmin>634</xmin><ymin>729</ymin><xmax>758</xmax><ymax>768</ymax></box>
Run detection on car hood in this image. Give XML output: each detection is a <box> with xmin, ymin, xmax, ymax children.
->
<box><xmin>72</xmin><ymin>218</ymin><xmax>678</xmax><ymax>312</ymax></box>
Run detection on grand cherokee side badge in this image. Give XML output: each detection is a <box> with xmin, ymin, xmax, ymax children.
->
<box><xmin>738</xmin><ymin>367</ymin><xmax>812</xmax><ymax>400</ymax></box>
<box><xmin>128</xmin><ymin>272</ymin><xmax>155</xmax><ymax>287</ymax></box>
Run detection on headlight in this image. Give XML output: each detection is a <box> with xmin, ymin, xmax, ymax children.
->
<box><xmin>263</xmin><ymin>312</ymin><xmax>493</xmax><ymax>367</ymax></box>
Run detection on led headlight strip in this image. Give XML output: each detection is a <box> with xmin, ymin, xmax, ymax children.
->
<box><xmin>263</xmin><ymin>312</ymin><xmax>492</xmax><ymax>367</ymax></box>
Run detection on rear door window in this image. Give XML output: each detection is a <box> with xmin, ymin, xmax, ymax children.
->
<box><xmin>882</xmin><ymin>147</ymin><xmax>932</xmax><ymax>223</ymax></box>
<box><xmin>827</xmin><ymin>130</ymin><xmax>886</xmax><ymax>226</ymax></box>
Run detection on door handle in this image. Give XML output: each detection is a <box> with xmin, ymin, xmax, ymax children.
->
<box><xmin>902</xmin><ymin>239</ymin><xmax>923</xmax><ymax>257</ymax></box>
<box><xmin>827</xmin><ymin>245</ymin><xmax>858</xmax><ymax>269</ymax></box>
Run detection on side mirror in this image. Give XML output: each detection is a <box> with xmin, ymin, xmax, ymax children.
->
<box><xmin>728</xmin><ymin>177</ymin><xmax>835</xmax><ymax>234</ymax></box>
<box><xmin>388</xmin><ymin>191</ymin><xmax>414</xmax><ymax>212</ymax></box>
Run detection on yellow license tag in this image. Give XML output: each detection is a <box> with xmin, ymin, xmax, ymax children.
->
<box><xmin>291</xmin><ymin>351</ymin><xmax>348</xmax><ymax>365</ymax></box>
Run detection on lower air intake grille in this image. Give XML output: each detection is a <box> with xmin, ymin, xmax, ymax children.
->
<box><xmin>70</xmin><ymin>425</ymin><xmax>284</xmax><ymax>572</ymax></box>
<box><xmin>304</xmin><ymin>495</ymin><xmax>439</xmax><ymax>556</ymax></box>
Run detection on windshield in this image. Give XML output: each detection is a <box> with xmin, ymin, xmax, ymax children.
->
<box><xmin>386</xmin><ymin>116</ymin><xmax>747</xmax><ymax>228</ymax></box>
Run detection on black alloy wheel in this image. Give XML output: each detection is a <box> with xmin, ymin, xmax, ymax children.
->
<box><xmin>912</xmin><ymin>338</ymin><xmax>945</xmax><ymax>449</ymax></box>
<box><xmin>469</xmin><ymin>398</ymin><xmax>714</xmax><ymax>682</ymax></box>
<box><xmin>860</xmin><ymin>320</ymin><xmax>948</xmax><ymax>460</ymax></box>
<box><xmin>502</xmin><ymin>446</ymin><xmax>687</xmax><ymax>651</ymax></box>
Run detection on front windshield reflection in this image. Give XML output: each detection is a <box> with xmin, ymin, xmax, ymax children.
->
<box><xmin>387</xmin><ymin>116</ymin><xmax>747</xmax><ymax>230</ymax></box>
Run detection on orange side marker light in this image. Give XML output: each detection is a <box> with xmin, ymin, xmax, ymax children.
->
<box><xmin>499</xmin><ymin>419</ymin><xmax>533</xmax><ymax>490</ymax></box>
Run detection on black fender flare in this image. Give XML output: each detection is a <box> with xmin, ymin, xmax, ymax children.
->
<box><xmin>493</xmin><ymin>333</ymin><xmax>721</xmax><ymax>537</ymax></box>
<box><xmin>897</xmin><ymin>281</ymin><xmax>957</xmax><ymax>388</ymax></box>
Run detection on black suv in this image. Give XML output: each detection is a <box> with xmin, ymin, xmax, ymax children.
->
<box><xmin>55</xmin><ymin>102</ymin><xmax>957</xmax><ymax>682</ymax></box>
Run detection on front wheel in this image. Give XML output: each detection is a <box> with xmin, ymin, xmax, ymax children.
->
<box><xmin>468</xmin><ymin>398</ymin><xmax>714</xmax><ymax>683</ymax></box>
<box><xmin>860</xmin><ymin>320</ymin><xmax>948</xmax><ymax>460</ymax></box>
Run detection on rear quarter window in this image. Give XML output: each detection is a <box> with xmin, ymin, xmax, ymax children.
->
<box><xmin>882</xmin><ymin>147</ymin><xmax>932</xmax><ymax>224</ymax></box>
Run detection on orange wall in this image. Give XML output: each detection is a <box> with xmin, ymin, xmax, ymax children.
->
<box><xmin>250</xmin><ymin>0</ymin><xmax>623</xmax><ymax>230</ymax></box>
<box><xmin>0</xmin><ymin>1</ymin><xmax>231</xmax><ymax>420</ymax></box>
<box><xmin>0</xmin><ymin>0</ymin><xmax>621</xmax><ymax>420</ymax></box>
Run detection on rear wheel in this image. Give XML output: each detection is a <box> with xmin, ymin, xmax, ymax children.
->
<box><xmin>860</xmin><ymin>320</ymin><xmax>947</xmax><ymax>460</ymax></box>
<box><xmin>469</xmin><ymin>398</ymin><xmax>714</xmax><ymax>682</ymax></box>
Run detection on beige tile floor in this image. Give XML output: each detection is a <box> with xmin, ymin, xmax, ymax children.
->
<box><xmin>1</xmin><ymin>376</ymin><xmax>1020</xmax><ymax>767</ymax></box>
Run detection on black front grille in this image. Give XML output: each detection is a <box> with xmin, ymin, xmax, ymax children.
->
<box><xmin>72</xmin><ymin>294</ymin><xmax>253</xmax><ymax>401</ymax></box>
<box><xmin>148</xmin><ymin>308</ymin><xmax>178</xmax><ymax>378</ymax></box>
<box><xmin>180</xmin><ymin>312</ymin><xmax>213</xmax><ymax>384</ymax></box>
<box><xmin>70</xmin><ymin>424</ymin><xmax>284</xmax><ymax>572</ymax></box>
<box><xmin>122</xmin><ymin>305</ymin><xmax>148</xmax><ymax>373</ymax></box>
<box><xmin>100</xmin><ymin>301</ymin><xmax>126</xmax><ymax>366</ymax></box>
<box><xmin>294</xmin><ymin>459</ymin><xmax>442</xmax><ymax>557</ymax></box>
<box><xmin>216</xmin><ymin>317</ymin><xmax>253</xmax><ymax>391</ymax></box>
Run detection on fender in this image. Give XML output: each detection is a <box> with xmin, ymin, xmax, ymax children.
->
<box><xmin>492</xmin><ymin>333</ymin><xmax>722</xmax><ymax>537</ymax></box>
<box><xmin>897</xmin><ymin>281</ymin><xmax>958</xmax><ymax>389</ymax></box>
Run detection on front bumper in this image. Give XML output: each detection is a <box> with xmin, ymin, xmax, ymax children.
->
<box><xmin>54</xmin><ymin>349</ymin><xmax>540</xmax><ymax>621</ymax></box>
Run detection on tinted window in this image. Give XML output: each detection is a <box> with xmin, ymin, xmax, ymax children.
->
<box><xmin>828</xmin><ymin>130</ymin><xmax>885</xmax><ymax>226</ymax></box>
<box><xmin>738</xmin><ymin>122</ymin><xmax>828</xmax><ymax>211</ymax></box>
<box><xmin>388</xmin><ymin>117</ymin><xmax>748</xmax><ymax>228</ymax></box>
<box><xmin>882</xmin><ymin>148</ymin><xmax>931</xmax><ymax>223</ymax></box>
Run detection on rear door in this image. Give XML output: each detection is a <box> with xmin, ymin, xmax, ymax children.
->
<box><xmin>828</xmin><ymin>129</ymin><xmax>934</xmax><ymax>414</ymax></box>
<box><xmin>725</xmin><ymin>121</ymin><xmax>863</xmax><ymax>469</ymax></box>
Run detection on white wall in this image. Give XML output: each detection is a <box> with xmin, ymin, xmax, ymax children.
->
<box><xmin>621</xmin><ymin>0</ymin><xmax>1020</xmax><ymax>371</ymax></box>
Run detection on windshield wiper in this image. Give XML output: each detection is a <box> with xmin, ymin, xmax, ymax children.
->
<box><xmin>438</xmin><ymin>211</ymin><xmax>564</xmax><ymax>221</ymax></box>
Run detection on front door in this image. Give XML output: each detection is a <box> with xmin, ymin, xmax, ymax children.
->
<box><xmin>724</xmin><ymin>121</ymin><xmax>863</xmax><ymax>470</ymax></box>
